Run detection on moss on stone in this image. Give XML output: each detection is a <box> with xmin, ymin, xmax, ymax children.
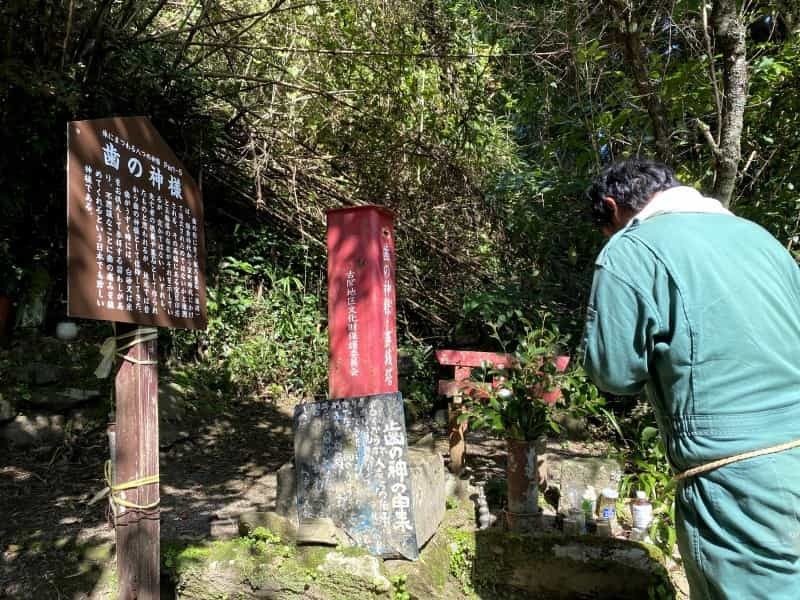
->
<box><xmin>163</xmin><ymin>495</ymin><xmax>672</xmax><ymax>600</ymax></box>
<box><xmin>383</xmin><ymin>497</ymin><xmax>673</xmax><ymax>600</ymax></box>
<box><xmin>164</xmin><ymin>534</ymin><xmax>392</xmax><ymax>599</ymax></box>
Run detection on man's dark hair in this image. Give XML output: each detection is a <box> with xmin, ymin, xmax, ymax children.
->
<box><xmin>587</xmin><ymin>158</ymin><xmax>680</xmax><ymax>227</ymax></box>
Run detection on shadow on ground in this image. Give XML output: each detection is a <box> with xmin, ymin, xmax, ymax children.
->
<box><xmin>0</xmin><ymin>391</ymin><xmax>296</xmax><ymax>599</ymax></box>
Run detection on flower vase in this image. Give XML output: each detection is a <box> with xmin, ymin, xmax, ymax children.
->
<box><xmin>506</xmin><ymin>438</ymin><xmax>541</xmax><ymax>532</ymax></box>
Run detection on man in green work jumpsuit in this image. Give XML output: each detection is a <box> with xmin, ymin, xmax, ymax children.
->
<box><xmin>581</xmin><ymin>158</ymin><xmax>800</xmax><ymax>599</ymax></box>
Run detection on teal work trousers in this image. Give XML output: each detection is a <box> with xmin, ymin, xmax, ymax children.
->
<box><xmin>676</xmin><ymin>447</ymin><xmax>800</xmax><ymax>599</ymax></box>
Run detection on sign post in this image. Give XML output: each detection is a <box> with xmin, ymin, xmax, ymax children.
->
<box><xmin>114</xmin><ymin>323</ymin><xmax>160</xmax><ymax>596</ymax></box>
<box><xmin>67</xmin><ymin>116</ymin><xmax>206</xmax><ymax>599</ymax></box>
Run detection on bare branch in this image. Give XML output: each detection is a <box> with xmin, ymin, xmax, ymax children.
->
<box><xmin>61</xmin><ymin>0</ymin><xmax>75</xmax><ymax>72</ymax></box>
<box><xmin>701</xmin><ymin>2</ymin><xmax>723</xmax><ymax>144</ymax></box>
<box><xmin>137</xmin><ymin>2</ymin><xmax>330</xmax><ymax>42</ymax></box>
<box><xmin>133</xmin><ymin>0</ymin><xmax>170</xmax><ymax>37</ymax></box>
<box><xmin>695</xmin><ymin>119</ymin><xmax>722</xmax><ymax>159</ymax></box>
<box><xmin>180</xmin><ymin>0</ymin><xmax>290</xmax><ymax>72</ymax></box>
<box><xmin>606</xmin><ymin>2</ymin><xmax>672</xmax><ymax>162</ymax></box>
<box><xmin>170</xmin><ymin>0</ymin><xmax>212</xmax><ymax>73</ymax></box>
<box><xmin>158</xmin><ymin>40</ymin><xmax>568</xmax><ymax>60</ymax></box>
<box><xmin>202</xmin><ymin>71</ymin><xmax>360</xmax><ymax>110</ymax></box>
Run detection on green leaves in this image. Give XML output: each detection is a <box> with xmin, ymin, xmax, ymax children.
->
<box><xmin>752</xmin><ymin>56</ymin><xmax>791</xmax><ymax>78</ymax></box>
<box><xmin>620</xmin><ymin>422</ymin><xmax>676</xmax><ymax>557</ymax></box>
<box><xmin>641</xmin><ymin>426</ymin><xmax>659</xmax><ymax>444</ymax></box>
<box><xmin>459</xmin><ymin>318</ymin><xmax>570</xmax><ymax>441</ymax></box>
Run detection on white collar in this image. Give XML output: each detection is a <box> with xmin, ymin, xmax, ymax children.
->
<box><xmin>634</xmin><ymin>186</ymin><xmax>732</xmax><ymax>223</ymax></box>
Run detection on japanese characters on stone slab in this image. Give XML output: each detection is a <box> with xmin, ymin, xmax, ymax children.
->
<box><xmin>294</xmin><ymin>393</ymin><xmax>419</xmax><ymax>560</ymax></box>
<box><xmin>67</xmin><ymin>117</ymin><xmax>206</xmax><ymax>329</ymax></box>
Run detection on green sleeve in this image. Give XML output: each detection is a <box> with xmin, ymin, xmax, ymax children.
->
<box><xmin>581</xmin><ymin>266</ymin><xmax>662</xmax><ymax>395</ymax></box>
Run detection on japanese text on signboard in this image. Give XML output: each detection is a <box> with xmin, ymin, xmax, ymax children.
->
<box><xmin>68</xmin><ymin>117</ymin><xmax>206</xmax><ymax>329</ymax></box>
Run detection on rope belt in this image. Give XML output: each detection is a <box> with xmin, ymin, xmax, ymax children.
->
<box><xmin>673</xmin><ymin>438</ymin><xmax>800</xmax><ymax>481</ymax></box>
<box><xmin>95</xmin><ymin>326</ymin><xmax>158</xmax><ymax>378</ymax></box>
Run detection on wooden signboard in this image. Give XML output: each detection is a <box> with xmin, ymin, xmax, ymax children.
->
<box><xmin>294</xmin><ymin>393</ymin><xmax>419</xmax><ymax>560</ymax></box>
<box><xmin>67</xmin><ymin>116</ymin><xmax>206</xmax><ymax>329</ymax></box>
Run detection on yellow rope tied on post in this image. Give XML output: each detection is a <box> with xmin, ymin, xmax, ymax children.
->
<box><xmin>673</xmin><ymin>438</ymin><xmax>800</xmax><ymax>482</ymax></box>
<box><xmin>88</xmin><ymin>460</ymin><xmax>160</xmax><ymax>511</ymax></box>
<box><xmin>94</xmin><ymin>326</ymin><xmax>158</xmax><ymax>378</ymax></box>
<box><xmin>86</xmin><ymin>325</ymin><xmax>160</xmax><ymax>510</ymax></box>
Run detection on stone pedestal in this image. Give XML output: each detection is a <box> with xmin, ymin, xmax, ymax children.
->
<box><xmin>406</xmin><ymin>447</ymin><xmax>446</xmax><ymax>548</ymax></box>
<box><xmin>276</xmin><ymin>445</ymin><xmax>446</xmax><ymax>550</ymax></box>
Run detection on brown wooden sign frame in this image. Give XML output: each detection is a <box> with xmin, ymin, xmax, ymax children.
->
<box><xmin>67</xmin><ymin>116</ymin><xmax>206</xmax><ymax>329</ymax></box>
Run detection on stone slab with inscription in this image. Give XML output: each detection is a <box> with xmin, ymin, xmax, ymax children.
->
<box><xmin>294</xmin><ymin>392</ymin><xmax>419</xmax><ymax>560</ymax></box>
<box><xmin>276</xmin><ymin>444</ymin><xmax>444</xmax><ymax>551</ymax></box>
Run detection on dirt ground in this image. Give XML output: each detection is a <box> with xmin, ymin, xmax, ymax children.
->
<box><xmin>0</xmin><ymin>394</ymin><xmax>297</xmax><ymax>599</ymax></box>
<box><xmin>0</xmin><ymin>395</ymin><xmax>688</xmax><ymax>599</ymax></box>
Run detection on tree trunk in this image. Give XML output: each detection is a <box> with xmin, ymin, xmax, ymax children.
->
<box><xmin>603</xmin><ymin>2</ymin><xmax>673</xmax><ymax>164</ymax></box>
<box><xmin>711</xmin><ymin>0</ymin><xmax>748</xmax><ymax>207</ymax></box>
<box><xmin>620</xmin><ymin>21</ymin><xmax>673</xmax><ymax>164</ymax></box>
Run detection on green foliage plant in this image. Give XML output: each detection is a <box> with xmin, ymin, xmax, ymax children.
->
<box><xmin>398</xmin><ymin>341</ymin><xmax>435</xmax><ymax>422</ymax></box>
<box><xmin>226</xmin><ymin>273</ymin><xmax>327</xmax><ymax>400</ymax></box>
<box><xmin>559</xmin><ymin>364</ymin><xmax>625</xmax><ymax>442</ymax></box>
<box><xmin>390</xmin><ymin>574</ymin><xmax>410</xmax><ymax>600</ymax></box>
<box><xmin>459</xmin><ymin>319</ymin><xmax>569</xmax><ymax>442</ymax></box>
<box><xmin>620</xmin><ymin>425</ymin><xmax>677</xmax><ymax>557</ymax></box>
<box><xmin>170</xmin><ymin>224</ymin><xmax>328</xmax><ymax>403</ymax></box>
<box><xmin>0</xmin><ymin>239</ymin><xmax>23</xmax><ymax>296</ymax></box>
<box><xmin>448</xmin><ymin>535</ymin><xmax>475</xmax><ymax>595</ymax></box>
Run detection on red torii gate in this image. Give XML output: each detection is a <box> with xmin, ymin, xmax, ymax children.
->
<box><xmin>436</xmin><ymin>350</ymin><xmax>516</xmax><ymax>474</ymax></box>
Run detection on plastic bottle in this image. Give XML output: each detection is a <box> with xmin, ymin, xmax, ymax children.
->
<box><xmin>581</xmin><ymin>486</ymin><xmax>597</xmax><ymax>523</ymax></box>
<box><xmin>597</xmin><ymin>487</ymin><xmax>619</xmax><ymax>528</ymax></box>
<box><xmin>629</xmin><ymin>527</ymin><xmax>653</xmax><ymax>543</ymax></box>
<box><xmin>570</xmin><ymin>508</ymin><xmax>586</xmax><ymax>534</ymax></box>
<box><xmin>631</xmin><ymin>490</ymin><xmax>653</xmax><ymax>530</ymax></box>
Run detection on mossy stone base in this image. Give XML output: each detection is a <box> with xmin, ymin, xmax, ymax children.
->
<box><xmin>384</xmin><ymin>500</ymin><xmax>674</xmax><ymax>600</ymax></box>
<box><xmin>165</xmin><ymin>497</ymin><xmax>674</xmax><ymax>599</ymax></box>
<box><xmin>165</xmin><ymin>535</ymin><xmax>391</xmax><ymax>600</ymax></box>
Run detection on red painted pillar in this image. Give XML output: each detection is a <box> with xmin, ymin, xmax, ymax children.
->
<box><xmin>327</xmin><ymin>206</ymin><xmax>398</xmax><ymax>399</ymax></box>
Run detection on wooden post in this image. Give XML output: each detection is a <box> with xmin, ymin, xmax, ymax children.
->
<box><xmin>448</xmin><ymin>365</ymin><xmax>471</xmax><ymax>474</ymax></box>
<box><xmin>114</xmin><ymin>323</ymin><xmax>160</xmax><ymax>599</ymax></box>
<box><xmin>448</xmin><ymin>399</ymin><xmax>467</xmax><ymax>475</ymax></box>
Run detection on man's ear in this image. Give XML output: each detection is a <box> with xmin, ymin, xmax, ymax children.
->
<box><xmin>603</xmin><ymin>196</ymin><xmax>618</xmax><ymax>217</ymax></box>
<box><xmin>600</xmin><ymin>197</ymin><xmax>626</xmax><ymax>238</ymax></box>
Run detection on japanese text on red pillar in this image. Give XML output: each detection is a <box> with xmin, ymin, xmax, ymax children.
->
<box><xmin>382</xmin><ymin>241</ymin><xmax>394</xmax><ymax>386</ymax></box>
<box><xmin>86</xmin><ymin>130</ymin><xmax>200</xmax><ymax>319</ymax></box>
<box><xmin>346</xmin><ymin>269</ymin><xmax>359</xmax><ymax>376</ymax></box>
